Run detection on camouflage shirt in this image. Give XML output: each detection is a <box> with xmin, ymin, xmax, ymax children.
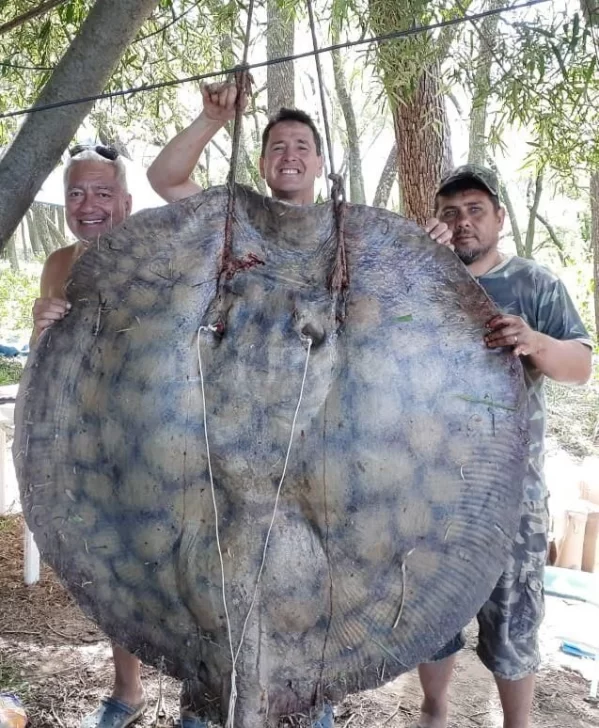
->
<box><xmin>476</xmin><ymin>255</ymin><xmax>592</xmax><ymax>501</ymax></box>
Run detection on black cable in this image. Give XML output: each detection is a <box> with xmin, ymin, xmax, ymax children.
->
<box><xmin>0</xmin><ymin>0</ymin><xmax>550</xmax><ymax>121</ymax></box>
<box><xmin>0</xmin><ymin>59</ymin><xmax>55</xmax><ymax>71</ymax></box>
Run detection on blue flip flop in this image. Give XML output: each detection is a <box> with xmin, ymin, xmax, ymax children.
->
<box><xmin>80</xmin><ymin>697</ymin><xmax>147</xmax><ymax>728</ymax></box>
<box><xmin>311</xmin><ymin>702</ymin><xmax>335</xmax><ymax>728</ymax></box>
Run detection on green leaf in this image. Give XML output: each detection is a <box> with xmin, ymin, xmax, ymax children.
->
<box><xmin>454</xmin><ymin>394</ymin><xmax>517</xmax><ymax>412</ymax></box>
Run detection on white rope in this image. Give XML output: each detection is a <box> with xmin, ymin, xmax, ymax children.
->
<box><xmin>197</xmin><ymin>325</ymin><xmax>313</xmax><ymax>728</ymax></box>
<box><xmin>197</xmin><ymin>324</ymin><xmax>238</xmax><ymax>721</ymax></box>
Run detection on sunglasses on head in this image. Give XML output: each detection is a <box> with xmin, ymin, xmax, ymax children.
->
<box><xmin>69</xmin><ymin>144</ymin><xmax>119</xmax><ymax>161</ymax></box>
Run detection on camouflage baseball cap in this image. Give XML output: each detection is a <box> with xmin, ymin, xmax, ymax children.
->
<box><xmin>436</xmin><ymin>164</ymin><xmax>499</xmax><ymax>198</ymax></box>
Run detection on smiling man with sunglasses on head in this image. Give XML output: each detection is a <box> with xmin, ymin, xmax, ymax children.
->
<box><xmin>32</xmin><ymin>145</ymin><xmax>132</xmax><ymax>340</ymax></box>
<box><xmin>31</xmin><ymin>145</ymin><xmax>146</xmax><ymax>728</ymax></box>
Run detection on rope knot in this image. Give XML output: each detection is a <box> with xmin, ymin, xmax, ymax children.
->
<box><xmin>227</xmin><ymin>64</ymin><xmax>254</xmax><ymax>97</ymax></box>
<box><xmin>329</xmin><ymin>173</ymin><xmax>346</xmax><ymax>205</ymax></box>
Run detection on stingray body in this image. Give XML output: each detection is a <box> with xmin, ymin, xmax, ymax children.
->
<box><xmin>14</xmin><ymin>185</ymin><xmax>528</xmax><ymax>727</ymax></box>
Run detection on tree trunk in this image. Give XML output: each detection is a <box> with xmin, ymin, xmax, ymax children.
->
<box><xmin>591</xmin><ymin>170</ymin><xmax>599</xmax><ymax>338</ymax></box>
<box><xmin>525</xmin><ymin>173</ymin><xmax>543</xmax><ymax>259</ymax></box>
<box><xmin>392</xmin><ymin>63</ymin><xmax>453</xmax><ymax>225</ymax></box>
<box><xmin>266</xmin><ymin>0</ymin><xmax>294</xmax><ymax>115</ymax></box>
<box><xmin>330</xmin><ymin>24</ymin><xmax>365</xmax><ymax>205</ymax></box>
<box><xmin>17</xmin><ymin>225</ymin><xmax>31</xmax><ymax>263</ymax></box>
<box><xmin>487</xmin><ymin>158</ymin><xmax>524</xmax><ymax>256</ymax></box>
<box><xmin>56</xmin><ymin>206</ymin><xmax>65</xmax><ymax>238</ymax></box>
<box><xmin>368</xmin><ymin>0</ymin><xmax>465</xmax><ymax>225</ymax></box>
<box><xmin>26</xmin><ymin>210</ymin><xmax>46</xmax><ymax>257</ymax></box>
<box><xmin>46</xmin><ymin>216</ymin><xmax>69</xmax><ymax>250</ymax></box>
<box><xmin>373</xmin><ymin>143</ymin><xmax>398</xmax><ymax>209</ymax></box>
<box><xmin>468</xmin><ymin>0</ymin><xmax>505</xmax><ymax>165</ymax></box>
<box><xmin>6</xmin><ymin>234</ymin><xmax>19</xmax><ymax>271</ymax></box>
<box><xmin>535</xmin><ymin>212</ymin><xmax>568</xmax><ymax>265</ymax></box>
<box><xmin>32</xmin><ymin>203</ymin><xmax>57</xmax><ymax>255</ymax></box>
<box><xmin>0</xmin><ymin>0</ymin><xmax>159</xmax><ymax>251</ymax></box>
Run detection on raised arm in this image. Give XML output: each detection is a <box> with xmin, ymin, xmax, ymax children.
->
<box><xmin>147</xmin><ymin>82</ymin><xmax>248</xmax><ymax>203</ymax></box>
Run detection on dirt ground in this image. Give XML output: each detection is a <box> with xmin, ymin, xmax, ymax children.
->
<box><xmin>1</xmin><ymin>514</ymin><xmax>598</xmax><ymax>728</ymax></box>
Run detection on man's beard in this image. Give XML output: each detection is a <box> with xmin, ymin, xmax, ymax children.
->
<box><xmin>454</xmin><ymin>239</ymin><xmax>493</xmax><ymax>265</ymax></box>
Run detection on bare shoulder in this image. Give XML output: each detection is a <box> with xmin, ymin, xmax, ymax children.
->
<box><xmin>40</xmin><ymin>244</ymin><xmax>80</xmax><ymax>298</ymax></box>
<box><xmin>43</xmin><ymin>244</ymin><xmax>79</xmax><ymax>271</ymax></box>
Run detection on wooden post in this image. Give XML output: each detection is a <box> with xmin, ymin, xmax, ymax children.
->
<box><xmin>24</xmin><ymin>527</ymin><xmax>40</xmax><ymax>586</ymax></box>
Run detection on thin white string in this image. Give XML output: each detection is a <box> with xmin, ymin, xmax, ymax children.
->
<box><xmin>197</xmin><ymin>325</ymin><xmax>313</xmax><ymax>728</ymax></box>
<box><xmin>197</xmin><ymin>324</ymin><xmax>238</xmax><ymax>721</ymax></box>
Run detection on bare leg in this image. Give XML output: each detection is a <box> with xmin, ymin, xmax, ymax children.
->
<box><xmin>80</xmin><ymin>645</ymin><xmax>145</xmax><ymax>727</ymax></box>
<box><xmin>111</xmin><ymin>643</ymin><xmax>144</xmax><ymax>707</ymax></box>
<box><xmin>411</xmin><ymin>655</ymin><xmax>457</xmax><ymax>728</ymax></box>
<box><xmin>495</xmin><ymin>674</ymin><xmax>535</xmax><ymax>728</ymax></box>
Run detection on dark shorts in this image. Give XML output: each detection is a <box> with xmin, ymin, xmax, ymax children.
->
<box><xmin>428</xmin><ymin>499</ymin><xmax>548</xmax><ymax>680</ymax></box>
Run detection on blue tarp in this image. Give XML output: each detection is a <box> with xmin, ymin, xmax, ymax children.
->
<box><xmin>545</xmin><ymin>565</ymin><xmax>599</xmax><ymax>607</ymax></box>
<box><xmin>0</xmin><ymin>343</ymin><xmax>28</xmax><ymax>358</ymax></box>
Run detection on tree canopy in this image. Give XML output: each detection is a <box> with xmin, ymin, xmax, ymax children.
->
<box><xmin>1</xmin><ymin>0</ymin><xmax>598</xmax><ymax>338</ymax></box>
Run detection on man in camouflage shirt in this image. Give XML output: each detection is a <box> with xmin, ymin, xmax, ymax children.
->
<box><xmin>411</xmin><ymin>165</ymin><xmax>593</xmax><ymax>728</ymax></box>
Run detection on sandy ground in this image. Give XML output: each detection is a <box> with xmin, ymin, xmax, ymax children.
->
<box><xmin>1</xmin><ymin>514</ymin><xmax>598</xmax><ymax>728</ymax></box>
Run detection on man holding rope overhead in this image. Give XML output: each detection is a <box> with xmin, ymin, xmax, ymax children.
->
<box><xmin>147</xmin><ymin>80</ymin><xmax>449</xmax><ymax>245</ymax></box>
<box><xmin>147</xmin><ymin>81</ymin><xmax>455</xmax><ymax>728</ymax></box>
<box><xmin>148</xmin><ymin>82</ymin><xmax>324</xmax><ymax>207</ymax></box>
<box><xmin>31</xmin><ymin>146</ymin><xmax>147</xmax><ymax>728</ymax></box>
<box><xmin>411</xmin><ymin>164</ymin><xmax>592</xmax><ymax>728</ymax></box>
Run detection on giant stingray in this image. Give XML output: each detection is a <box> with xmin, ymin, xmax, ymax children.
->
<box><xmin>14</xmin><ymin>185</ymin><xmax>528</xmax><ymax>727</ymax></box>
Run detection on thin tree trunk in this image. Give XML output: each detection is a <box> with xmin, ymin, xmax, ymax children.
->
<box><xmin>373</xmin><ymin>143</ymin><xmax>398</xmax><ymax>209</ymax></box>
<box><xmin>591</xmin><ymin>170</ymin><xmax>599</xmax><ymax>338</ymax></box>
<box><xmin>468</xmin><ymin>0</ymin><xmax>505</xmax><ymax>165</ymax></box>
<box><xmin>25</xmin><ymin>210</ymin><xmax>46</xmax><ymax>257</ymax></box>
<box><xmin>46</xmin><ymin>216</ymin><xmax>68</xmax><ymax>250</ymax></box>
<box><xmin>486</xmin><ymin>158</ymin><xmax>524</xmax><ymax>256</ymax></box>
<box><xmin>6</xmin><ymin>235</ymin><xmax>19</xmax><ymax>271</ymax></box>
<box><xmin>535</xmin><ymin>212</ymin><xmax>568</xmax><ymax>264</ymax></box>
<box><xmin>582</xmin><ymin>0</ymin><xmax>599</xmax><ymax>25</ymax></box>
<box><xmin>31</xmin><ymin>204</ymin><xmax>54</xmax><ymax>255</ymax></box>
<box><xmin>21</xmin><ymin>220</ymin><xmax>30</xmax><ymax>260</ymax></box>
<box><xmin>266</xmin><ymin>0</ymin><xmax>294</xmax><ymax>115</ymax></box>
<box><xmin>501</xmin><ymin>181</ymin><xmax>524</xmax><ymax>257</ymax></box>
<box><xmin>330</xmin><ymin>24</ymin><xmax>365</xmax><ymax>205</ymax></box>
<box><xmin>55</xmin><ymin>205</ymin><xmax>65</xmax><ymax>237</ymax></box>
<box><xmin>525</xmin><ymin>173</ymin><xmax>543</xmax><ymax>259</ymax></box>
<box><xmin>0</xmin><ymin>0</ymin><xmax>159</xmax><ymax>251</ymax></box>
